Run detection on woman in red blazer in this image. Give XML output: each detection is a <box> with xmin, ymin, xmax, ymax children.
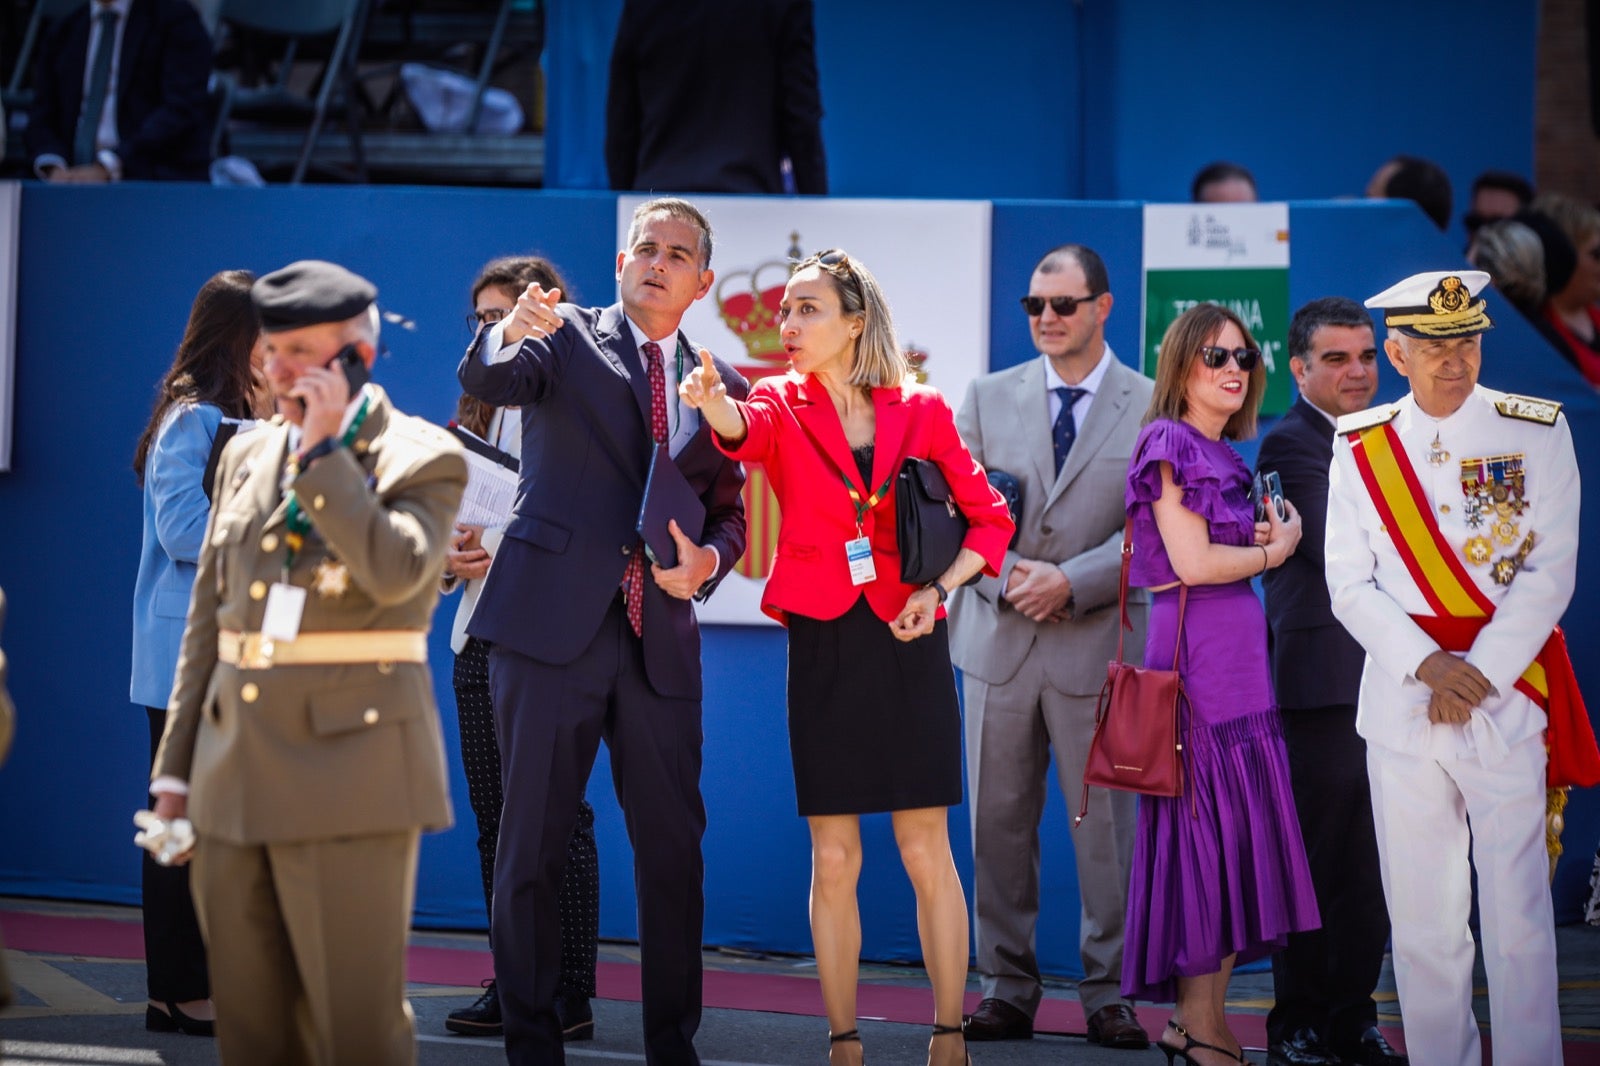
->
<box><xmin>682</xmin><ymin>249</ymin><xmax>1011</xmax><ymax>1066</ymax></box>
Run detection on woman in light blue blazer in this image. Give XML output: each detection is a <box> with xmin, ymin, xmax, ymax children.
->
<box><xmin>130</xmin><ymin>270</ymin><xmax>267</xmax><ymax>1038</ymax></box>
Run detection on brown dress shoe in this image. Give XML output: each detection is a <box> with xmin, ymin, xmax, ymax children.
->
<box><xmin>962</xmin><ymin>997</ymin><xmax>1033</xmax><ymax>1041</ymax></box>
<box><xmin>1085</xmin><ymin>1003</ymin><xmax>1151</xmax><ymax>1049</ymax></box>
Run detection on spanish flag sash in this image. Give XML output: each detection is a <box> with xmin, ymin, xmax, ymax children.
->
<box><xmin>1347</xmin><ymin>421</ymin><xmax>1600</xmax><ymax>788</ymax></box>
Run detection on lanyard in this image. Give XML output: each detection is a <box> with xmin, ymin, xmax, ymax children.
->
<box><xmin>841</xmin><ymin>468</ymin><xmax>896</xmax><ymax>534</ymax></box>
<box><xmin>283</xmin><ymin>393</ymin><xmax>372</xmax><ymax>572</ymax></box>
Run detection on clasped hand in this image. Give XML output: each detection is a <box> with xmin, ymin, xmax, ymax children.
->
<box><xmin>650</xmin><ymin>519</ymin><xmax>716</xmax><ymax>600</ymax></box>
<box><xmin>1004</xmin><ymin>560</ymin><xmax>1071</xmax><ymax>623</ymax></box>
<box><xmin>1416</xmin><ymin>651</ymin><xmax>1493</xmax><ymax>725</ymax></box>
<box><xmin>891</xmin><ymin>586</ymin><xmax>941</xmax><ymax>642</ymax></box>
<box><xmin>1252</xmin><ymin>498</ymin><xmax>1304</xmax><ymax>568</ymax></box>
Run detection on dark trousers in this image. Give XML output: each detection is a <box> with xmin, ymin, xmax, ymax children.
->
<box><xmin>488</xmin><ymin>598</ymin><xmax>705</xmax><ymax>1066</ymax></box>
<box><xmin>1268</xmin><ymin>704</ymin><xmax>1389</xmax><ymax>1047</ymax></box>
<box><xmin>452</xmin><ymin>636</ymin><xmax>598</xmax><ymax>999</ymax></box>
<box><xmin>143</xmin><ymin>707</ymin><xmax>209</xmax><ymax>1003</ymax></box>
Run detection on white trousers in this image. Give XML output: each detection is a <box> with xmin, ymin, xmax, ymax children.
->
<box><xmin>1367</xmin><ymin>733</ymin><xmax>1561</xmax><ymax>1066</ymax></box>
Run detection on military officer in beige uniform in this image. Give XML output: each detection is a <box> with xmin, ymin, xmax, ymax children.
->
<box><xmin>151</xmin><ymin>261</ymin><xmax>467</xmax><ymax>1065</ymax></box>
<box><xmin>1326</xmin><ymin>270</ymin><xmax>1578</xmax><ymax>1066</ymax></box>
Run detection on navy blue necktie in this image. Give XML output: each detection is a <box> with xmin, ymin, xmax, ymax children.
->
<box><xmin>74</xmin><ymin>7</ymin><xmax>120</xmax><ymax>166</ymax></box>
<box><xmin>1051</xmin><ymin>386</ymin><xmax>1088</xmax><ymax>474</ymax></box>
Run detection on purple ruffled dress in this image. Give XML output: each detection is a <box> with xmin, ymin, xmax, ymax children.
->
<box><xmin>1120</xmin><ymin>418</ymin><xmax>1320</xmax><ymax>1003</ymax></box>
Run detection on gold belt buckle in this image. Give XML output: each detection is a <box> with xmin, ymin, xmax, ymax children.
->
<box><xmin>240</xmin><ymin>633</ymin><xmax>276</xmax><ymax>670</ymax></box>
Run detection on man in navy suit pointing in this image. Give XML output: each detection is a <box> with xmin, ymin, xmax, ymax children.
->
<box><xmin>459</xmin><ymin>197</ymin><xmax>747</xmax><ymax>1066</ymax></box>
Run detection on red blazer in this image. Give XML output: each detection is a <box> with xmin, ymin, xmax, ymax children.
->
<box><xmin>719</xmin><ymin>373</ymin><xmax>1012</xmax><ymax>625</ymax></box>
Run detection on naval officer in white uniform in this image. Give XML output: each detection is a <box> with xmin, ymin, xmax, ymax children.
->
<box><xmin>1325</xmin><ymin>270</ymin><xmax>1579</xmax><ymax>1066</ymax></box>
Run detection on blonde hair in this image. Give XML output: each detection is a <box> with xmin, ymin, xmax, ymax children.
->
<box><xmin>798</xmin><ymin>249</ymin><xmax>908</xmax><ymax>388</ymax></box>
<box><xmin>1144</xmin><ymin>303</ymin><xmax>1265</xmax><ymax>440</ymax></box>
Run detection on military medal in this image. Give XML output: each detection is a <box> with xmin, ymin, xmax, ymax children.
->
<box><xmin>1459</xmin><ymin>453</ymin><xmax>1529</xmax><ymax>582</ymax></box>
<box><xmin>1427</xmin><ymin>431</ymin><xmax>1451</xmax><ymax>467</ymax></box>
<box><xmin>313</xmin><ymin>558</ymin><xmax>351</xmax><ymax>599</ymax></box>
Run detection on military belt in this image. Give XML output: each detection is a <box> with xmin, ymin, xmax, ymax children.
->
<box><xmin>217</xmin><ymin>629</ymin><xmax>427</xmax><ymax>669</ymax></box>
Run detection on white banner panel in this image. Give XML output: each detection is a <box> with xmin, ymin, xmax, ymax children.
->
<box><xmin>617</xmin><ymin>195</ymin><xmax>992</xmax><ymax>625</ymax></box>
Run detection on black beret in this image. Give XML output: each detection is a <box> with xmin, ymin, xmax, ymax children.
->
<box><xmin>252</xmin><ymin>260</ymin><xmax>377</xmax><ymax>333</ymax></box>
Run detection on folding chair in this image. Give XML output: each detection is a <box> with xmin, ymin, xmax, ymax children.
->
<box><xmin>212</xmin><ymin>0</ymin><xmax>367</xmax><ymax>183</ymax></box>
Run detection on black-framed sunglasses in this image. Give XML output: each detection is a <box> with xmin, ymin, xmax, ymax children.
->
<box><xmin>1020</xmin><ymin>293</ymin><xmax>1104</xmax><ymax>317</ymax></box>
<box><xmin>1198</xmin><ymin>345</ymin><xmax>1262</xmax><ymax>371</ymax></box>
<box><xmin>467</xmin><ymin>307</ymin><xmax>511</xmax><ymax>329</ymax></box>
<box><xmin>808</xmin><ymin>248</ymin><xmax>865</xmax><ymax>301</ymax></box>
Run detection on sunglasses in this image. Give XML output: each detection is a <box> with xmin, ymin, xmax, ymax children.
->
<box><xmin>1198</xmin><ymin>345</ymin><xmax>1261</xmax><ymax>371</ymax></box>
<box><xmin>1020</xmin><ymin>292</ymin><xmax>1104</xmax><ymax>317</ymax></box>
<box><xmin>807</xmin><ymin>248</ymin><xmax>866</xmax><ymax>302</ymax></box>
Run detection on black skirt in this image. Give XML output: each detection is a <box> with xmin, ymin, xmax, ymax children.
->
<box><xmin>786</xmin><ymin>596</ymin><xmax>963</xmax><ymax>817</ymax></box>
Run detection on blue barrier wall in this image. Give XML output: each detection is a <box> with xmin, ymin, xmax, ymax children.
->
<box><xmin>547</xmin><ymin>0</ymin><xmax>1538</xmax><ymax>242</ymax></box>
<box><xmin>1</xmin><ymin>187</ymin><xmax>1594</xmax><ymax>982</ymax></box>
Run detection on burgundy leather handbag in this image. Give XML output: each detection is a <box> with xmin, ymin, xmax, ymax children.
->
<box><xmin>1075</xmin><ymin>520</ymin><xmax>1188</xmax><ymax>825</ymax></box>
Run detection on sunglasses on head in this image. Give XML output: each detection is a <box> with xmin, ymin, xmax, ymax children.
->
<box><xmin>1020</xmin><ymin>292</ymin><xmax>1104</xmax><ymax>317</ymax></box>
<box><xmin>1198</xmin><ymin>345</ymin><xmax>1261</xmax><ymax>371</ymax></box>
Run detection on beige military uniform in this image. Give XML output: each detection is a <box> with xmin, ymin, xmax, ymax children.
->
<box><xmin>155</xmin><ymin>384</ymin><xmax>465</xmax><ymax>1065</ymax></box>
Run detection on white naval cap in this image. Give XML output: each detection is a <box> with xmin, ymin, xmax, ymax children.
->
<box><xmin>1363</xmin><ymin>270</ymin><xmax>1494</xmax><ymax>338</ymax></box>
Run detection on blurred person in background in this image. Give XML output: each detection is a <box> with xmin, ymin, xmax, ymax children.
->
<box><xmin>130</xmin><ymin>269</ymin><xmax>270</xmax><ymax>1036</ymax></box>
<box><xmin>441</xmin><ymin>255</ymin><xmax>600</xmax><ymax>1042</ymax></box>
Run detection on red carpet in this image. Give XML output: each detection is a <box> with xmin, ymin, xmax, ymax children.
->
<box><xmin>3</xmin><ymin>906</ymin><xmax>1594</xmax><ymax>1064</ymax></box>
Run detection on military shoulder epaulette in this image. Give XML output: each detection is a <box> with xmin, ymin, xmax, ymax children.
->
<box><xmin>1494</xmin><ymin>394</ymin><xmax>1562</xmax><ymax>426</ymax></box>
<box><xmin>1335</xmin><ymin>405</ymin><xmax>1398</xmax><ymax>435</ymax></box>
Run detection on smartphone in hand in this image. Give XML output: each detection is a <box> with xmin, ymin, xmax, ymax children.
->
<box><xmin>1253</xmin><ymin>469</ymin><xmax>1287</xmax><ymax>523</ymax></box>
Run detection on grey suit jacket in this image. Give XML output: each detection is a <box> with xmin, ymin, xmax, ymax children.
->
<box><xmin>948</xmin><ymin>353</ymin><xmax>1153</xmax><ymax>696</ymax></box>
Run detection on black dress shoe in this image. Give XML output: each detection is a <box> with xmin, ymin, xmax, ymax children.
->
<box><xmin>1086</xmin><ymin>1003</ymin><xmax>1151</xmax><ymax>1049</ymax></box>
<box><xmin>146</xmin><ymin>1002</ymin><xmax>215</xmax><ymax>1037</ymax></box>
<box><xmin>1268</xmin><ymin>1027</ymin><xmax>1339</xmax><ymax>1066</ymax></box>
<box><xmin>556</xmin><ymin>994</ymin><xmax>594</xmax><ymax>1042</ymax></box>
<box><xmin>445</xmin><ymin>980</ymin><xmax>502</xmax><ymax>1037</ymax></box>
<box><xmin>962</xmin><ymin>997</ymin><xmax>1033</xmax><ymax>1041</ymax></box>
<box><xmin>1333</xmin><ymin>1026</ymin><xmax>1407</xmax><ymax>1066</ymax></box>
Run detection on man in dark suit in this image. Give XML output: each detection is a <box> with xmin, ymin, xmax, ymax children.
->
<box><xmin>28</xmin><ymin>0</ymin><xmax>213</xmax><ymax>183</ymax></box>
<box><xmin>458</xmin><ymin>196</ymin><xmax>748</xmax><ymax>1066</ymax></box>
<box><xmin>605</xmin><ymin>0</ymin><xmax>827</xmax><ymax>195</ymax></box>
<box><xmin>1257</xmin><ymin>297</ymin><xmax>1404</xmax><ymax>1066</ymax></box>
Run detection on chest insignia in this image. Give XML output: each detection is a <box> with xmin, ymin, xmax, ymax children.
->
<box><xmin>1459</xmin><ymin>452</ymin><xmax>1532</xmax><ymax>583</ymax></box>
<box><xmin>312</xmin><ymin>557</ymin><xmax>351</xmax><ymax>599</ymax></box>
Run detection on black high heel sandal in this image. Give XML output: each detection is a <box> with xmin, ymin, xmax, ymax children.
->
<box><xmin>829</xmin><ymin>1028</ymin><xmax>863</xmax><ymax>1064</ymax></box>
<box><xmin>145</xmin><ymin>1001</ymin><xmax>215</xmax><ymax>1037</ymax></box>
<box><xmin>1157</xmin><ymin>1022</ymin><xmax>1246</xmax><ymax>1066</ymax></box>
<box><xmin>932</xmin><ymin>1023</ymin><xmax>971</xmax><ymax>1066</ymax></box>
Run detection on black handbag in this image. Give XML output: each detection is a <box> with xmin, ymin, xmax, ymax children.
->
<box><xmin>896</xmin><ymin>457</ymin><xmax>968</xmax><ymax>585</ymax></box>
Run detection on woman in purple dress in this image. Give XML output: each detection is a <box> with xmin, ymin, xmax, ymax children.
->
<box><xmin>1122</xmin><ymin>303</ymin><xmax>1321</xmax><ymax>1065</ymax></box>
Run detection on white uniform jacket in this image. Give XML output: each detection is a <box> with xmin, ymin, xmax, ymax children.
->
<box><xmin>1325</xmin><ymin>385</ymin><xmax>1579</xmax><ymax>765</ymax></box>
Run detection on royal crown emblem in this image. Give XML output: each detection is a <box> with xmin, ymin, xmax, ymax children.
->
<box><xmin>1429</xmin><ymin>275</ymin><xmax>1470</xmax><ymax>314</ymax></box>
<box><xmin>715</xmin><ymin>232</ymin><xmax>802</xmax><ymax>364</ymax></box>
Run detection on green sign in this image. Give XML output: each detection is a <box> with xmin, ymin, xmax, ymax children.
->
<box><xmin>1142</xmin><ymin>266</ymin><xmax>1293</xmax><ymax>415</ymax></box>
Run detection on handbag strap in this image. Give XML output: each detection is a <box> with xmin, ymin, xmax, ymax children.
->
<box><xmin>1114</xmin><ymin>517</ymin><xmax>1188</xmax><ymax>668</ymax></box>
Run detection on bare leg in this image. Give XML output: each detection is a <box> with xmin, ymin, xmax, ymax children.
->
<box><xmin>1163</xmin><ymin>958</ymin><xmax>1242</xmax><ymax>1066</ymax></box>
<box><xmin>808</xmin><ymin>814</ymin><xmax>865</xmax><ymax>1066</ymax></box>
<box><xmin>890</xmin><ymin>807</ymin><xmax>969</xmax><ymax>1066</ymax></box>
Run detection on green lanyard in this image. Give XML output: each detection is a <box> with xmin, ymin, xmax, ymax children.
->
<box><xmin>282</xmin><ymin>393</ymin><xmax>371</xmax><ymax>572</ymax></box>
<box><xmin>841</xmin><ymin>468</ymin><xmax>896</xmax><ymax>535</ymax></box>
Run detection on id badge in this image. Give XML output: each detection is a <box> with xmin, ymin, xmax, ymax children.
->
<box><xmin>262</xmin><ymin>583</ymin><xmax>306</xmax><ymax>642</ymax></box>
<box><xmin>845</xmin><ymin>536</ymin><xmax>876</xmax><ymax>586</ymax></box>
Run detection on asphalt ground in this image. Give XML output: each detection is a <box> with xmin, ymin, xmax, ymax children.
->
<box><xmin>1</xmin><ymin>897</ymin><xmax>1597</xmax><ymax>1065</ymax></box>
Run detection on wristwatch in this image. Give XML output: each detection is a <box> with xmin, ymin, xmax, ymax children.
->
<box><xmin>927</xmin><ymin>580</ymin><xmax>949</xmax><ymax>605</ymax></box>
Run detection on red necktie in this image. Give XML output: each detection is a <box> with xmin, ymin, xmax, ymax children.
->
<box><xmin>622</xmin><ymin>341</ymin><xmax>670</xmax><ymax>636</ymax></box>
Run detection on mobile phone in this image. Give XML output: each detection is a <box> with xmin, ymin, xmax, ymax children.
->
<box><xmin>1253</xmin><ymin>469</ymin><xmax>1287</xmax><ymax>523</ymax></box>
<box><xmin>330</xmin><ymin>344</ymin><xmax>370</xmax><ymax>394</ymax></box>
<box><xmin>295</xmin><ymin>345</ymin><xmax>369</xmax><ymax>413</ymax></box>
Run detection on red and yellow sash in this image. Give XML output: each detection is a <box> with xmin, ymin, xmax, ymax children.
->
<box><xmin>1347</xmin><ymin>421</ymin><xmax>1599</xmax><ymax>788</ymax></box>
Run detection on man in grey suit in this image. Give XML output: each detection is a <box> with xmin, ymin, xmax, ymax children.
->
<box><xmin>950</xmin><ymin>244</ymin><xmax>1152</xmax><ymax>1048</ymax></box>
